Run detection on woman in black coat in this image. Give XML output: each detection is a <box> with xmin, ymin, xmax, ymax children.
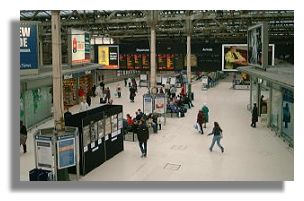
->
<box><xmin>251</xmin><ymin>103</ymin><xmax>258</xmax><ymax>128</ymax></box>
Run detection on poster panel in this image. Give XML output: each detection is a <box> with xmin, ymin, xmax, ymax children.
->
<box><xmin>20</xmin><ymin>22</ymin><xmax>38</xmax><ymax>70</ymax></box>
<box><xmin>98</xmin><ymin>46</ymin><xmax>109</xmax><ymax>65</ymax></box>
<box><xmin>105</xmin><ymin>117</ymin><xmax>112</xmax><ymax>135</ymax></box>
<box><xmin>97</xmin><ymin>120</ymin><xmax>104</xmax><ymax>139</ymax></box>
<box><xmin>71</xmin><ymin>29</ymin><xmax>90</xmax><ymax>64</ymax></box>
<box><xmin>57</xmin><ymin>138</ymin><xmax>76</xmax><ymax>169</ymax></box>
<box><xmin>98</xmin><ymin>45</ymin><xmax>119</xmax><ymax>69</ymax></box>
<box><xmin>143</xmin><ymin>95</ymin><xmax>153</xmax><ymax>114</ymax></box>
<box><xmin>154</xmin><ymin>95</ymin><xmax>165</xmax><ymax>114</ymax></box>
<box><xmin>36</xmin><ymin>140</ymin><xmax>53</xmax><ymax>170</ymax></box>
<box><xmin>222</xmin><ymin>44</ymin><xmax>274</xmax><ymax>71</ymax></box>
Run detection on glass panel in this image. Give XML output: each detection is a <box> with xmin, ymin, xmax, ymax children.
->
<box><xmin>24</xmin><ymin>87</ymin><xmax>53</xmax><ymax>128</ymax></box>
<box><xmin>271</xmin><ymin>88</ymin><xmax>281</xmax><ymax>129</ymax></box>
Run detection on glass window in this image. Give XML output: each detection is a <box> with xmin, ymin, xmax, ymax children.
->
<box><xmin>271</xmin><ymin>88</ymin><xmax>281</xmax><ymax>130</ymax></box>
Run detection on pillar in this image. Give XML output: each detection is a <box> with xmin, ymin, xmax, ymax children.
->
<box><xmin>150</xmin><ymin>26</ymin><xmax>156</xmax><ymax>89</ymax></box>
<box><xmin>51</xmin><ymin>10</ymin><xmax>64</xmax><ymax>131</ymax></box>
<box><xmin>39</xmin><ymin>39</ymin><xmax>44</xmax><ymax>67</ymax></box>
<box><xmin>186</xmin><ymin>34</ymin><xmax>191</xmax><ymax>84</ymax></box>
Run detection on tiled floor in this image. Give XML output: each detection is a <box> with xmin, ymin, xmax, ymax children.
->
<box><xmin>20</xmin><ymin>77</ymin><xmax>294</xmax><ymax>181</ymax></box>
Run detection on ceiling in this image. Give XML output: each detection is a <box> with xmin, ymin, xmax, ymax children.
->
<box><xmin>20</xmin><ymin>10</ymin><xmax>294</xmax><ymax>44</ymax></box>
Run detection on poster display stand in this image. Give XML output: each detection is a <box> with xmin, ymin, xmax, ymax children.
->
<box><xmin>32</xmin><ymin>127</ymin><xmax>79</xmax><ymax>181</ymax></box>
<box><xmin>65</xmin><ymin>104</ymin><xmax>123</xmax><ymax>176</ymax></box>
<box><xmin>142</xmin><ymin>94</ymin><xmax>167</xmax><ymax>125</ymax></box>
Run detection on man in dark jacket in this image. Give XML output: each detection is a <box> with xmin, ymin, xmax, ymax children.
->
<box><xmin>251</xmin><ymin>103</ymin><xmax>258</xmax><ymax>128</ymax></box>
<box><xmin>136</xmin><ymin>120</ymin><xmax>149</xmax><ymax>157</ymax></box>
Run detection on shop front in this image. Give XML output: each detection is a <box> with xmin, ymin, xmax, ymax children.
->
<box><xmin>239</xmin><ymin>66</ymin><xmax>294</xmax><ymax>147</ymax></box>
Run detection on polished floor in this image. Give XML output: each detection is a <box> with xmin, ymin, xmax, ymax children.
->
<box><xmin>20</xmin><ymin>77</ymin><xmax>294</xmax><ymax>181</ymax></box>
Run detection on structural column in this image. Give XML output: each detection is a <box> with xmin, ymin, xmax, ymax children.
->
<box><xmin>150</xmin><ymin>26</ymin><xmax>156</xmax><ymax>89</ymax></box>
<box><xmin>186</xmin><ymin>34</ymin><xmax>191</xmax><ymax>84</ymax></box>
<box><xmin>185</xmin><ymin>16</ymin><xmax>192</xmax><ymax>97</ymax></box>
<box><xmin>51</xmin><ymin>10</ymin><xmax>64</xmax><ymax>131</ymax></box>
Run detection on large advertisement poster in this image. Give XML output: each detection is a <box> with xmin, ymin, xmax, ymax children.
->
<box><xmin>222</xmin><ymin>44</ymin><xmax>274</xmax><ymax>71</ymax></box>
<box><xmin>248</xmin><ymin>25</ymin><xmax>263</xmax><ymax>66</ymax></box>
<box><xmin>98</xmin><ymin>45</ymin><xmax>119</xmax><ymax>69</ymax></box>
<box><xmin>248</xmin><ymin>23</ymin><xmax>268</xmax><ymax>69</ymax></box>
<box><xmin>71</xmin><ymin>29</ymin><xmax>90</xmax><ymax>64</ymax></box>
<box><xmin>154</xmin><ymin>95</ymin><xmax>166</xmax><ymax>114</ymax></box>
<box><xmin>20</xmin><ymin>22</ymin><xmax>38</xmax><ymax>70</ymax></box>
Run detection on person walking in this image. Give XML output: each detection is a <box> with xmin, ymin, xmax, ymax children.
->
<box><xmin>208</xmin><ymin>122</ymin><xmax>224</xmax><ymax>153</ymax></box>
<box><xmin>201</xmin><ymin>103</ymin><xmax>209</xmax><ymax>128</ymax></box>
<box><xmin>20</xmin><ymin>121</ymin><xmax>27</xmax><ymax>153</ymax></box>
<box><xmin>136</xmin><ymin>119</ymin><xmax>149</xmax><ymax>157</ymax></box>
<box><xmin>104</xmin><ymin>87</ymin><xmax>111</xmax><ymax>103</ymax></box>
<box><xmin>116</xmin><ymin>84</ymin><xmax>122</xmax><ymax>98</ymax></box>
<box><xmin>124</xmin><ymin>78</ymin><xmax>128</xmax><ymax>87</ymax></box>
<box><xmin>196</xmin><ymin>110</ymin><xmax>204</xmax><ymax>134</ymax></box>
<box><xmin>129</xmin><ymin>86</ymin><xmax>136</xmax><ymax>102</ymax></box>
<box><xmin>251</xmin><ymin>103</ymin><xmax>258</xmax><ymax>128</ymax></box>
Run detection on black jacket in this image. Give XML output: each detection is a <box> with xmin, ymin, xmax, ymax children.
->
<box><xmin>137</xmin><ymin>123</ymin><xmax>149</xmax><ymax>142</ymax></box>
<box><xmin>252</xmin><ymin>106</ymin><xmax>258</xmax><ymax>122</ymax></box>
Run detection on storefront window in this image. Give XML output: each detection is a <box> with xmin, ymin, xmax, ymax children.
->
<box><xmin>24</xmin><ymin>87</ymin><xmax>53</xmax><ymax>128</ymax></box>
<box><xmin>282</xmin><ymin>88</ymin><xmax>294</xmax><ymax>141</ymax></box>
<box><xmin>271</xmin><ymin>87</ymin><xmax>281</xmax><ymax>130</ymax></box>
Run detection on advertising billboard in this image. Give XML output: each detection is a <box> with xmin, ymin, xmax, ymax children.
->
<box><xmin>20</xmin><ymin>22</ymin><xmax>39</xmax><ymax>72</ymax></box>
<box><xmin>248</xmin><ymin>23</ymin><xmax>269</xmax><ymax>69</ymax></box>
<box><xmin>70</xmin><ymin>29</ymin><xmax>90</xmax><ymax>64</ymax></box>
<box><xmin>222</xmin><ymin>44</ymin><xmax>274</xmax><ymax>72</ymax></box>
<box><xmin>98</xmin><ymin>45</ymin><xmax>119</xmax><ymax>69</ymax></box>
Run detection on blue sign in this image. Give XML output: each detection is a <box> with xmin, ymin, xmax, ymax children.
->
<box><xmin>20</xmin><ymin>23</ymin><xmax>38</xmax><ymax>70</ymax></box>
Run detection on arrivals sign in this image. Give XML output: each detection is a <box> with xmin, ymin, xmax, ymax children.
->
<box><xmin>71</xmin><ymin>29</ymin><xmax>90</xmax><ymax>64</ymax></box>
<box><xmin>20</xmin><ymin>22</ymin><xmax>38</xmax><ymax>70</ymax></box>
<box><xmin>98</xmin><ymin>45</ymin><xmax>119</xmax><ymax>69</ymax></box>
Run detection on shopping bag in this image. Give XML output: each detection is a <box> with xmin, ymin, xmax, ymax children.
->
<box><xmin>193</xmin><ymin>123</ymin><xmax>198</xmax><ymax>130</ymax></box>
<box><xmin>196</xmin><ymin>123</ymin><xmax>201</xmax><ymax>132</ymax></box>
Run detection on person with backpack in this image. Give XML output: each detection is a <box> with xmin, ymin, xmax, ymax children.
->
<box><xmin>208</xmin><ymin>122</ymin><xmax>224</xmax><ymax>153</ymax></box>
<box><xmin>136</xmin><ymin>119</ymin><xmax>149</xmax><ymax>157</ymax></box>
<box><xmin>201</xmin><ymin>103</ymin><xmax>209</xmax><ymax>128</ymax></box>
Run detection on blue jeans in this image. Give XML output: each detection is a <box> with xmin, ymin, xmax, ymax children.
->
<box><xmin>139</xmin><ymin>141</ymin><xmax>147</xmax><ymax>155</ymax></box>
<box><xmin>210</xmin><ymin>135</ymin><xmax>223</xmax><ymax>150</ymax></box>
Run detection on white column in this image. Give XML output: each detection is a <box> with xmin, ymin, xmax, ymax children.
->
<box><xmin>150</xmin><ymin>26</ymin><xmax>156</xmax><ymax>89</ymax></box>
<box><xmin>187</xmin><ymin>34</ymin><xmax>191</xmax><ymax>84</ymax></box>
<box><xmin>51</xmin><ymin>10</ymin><xmax>64</xmax><ymax>131</ymax></box>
